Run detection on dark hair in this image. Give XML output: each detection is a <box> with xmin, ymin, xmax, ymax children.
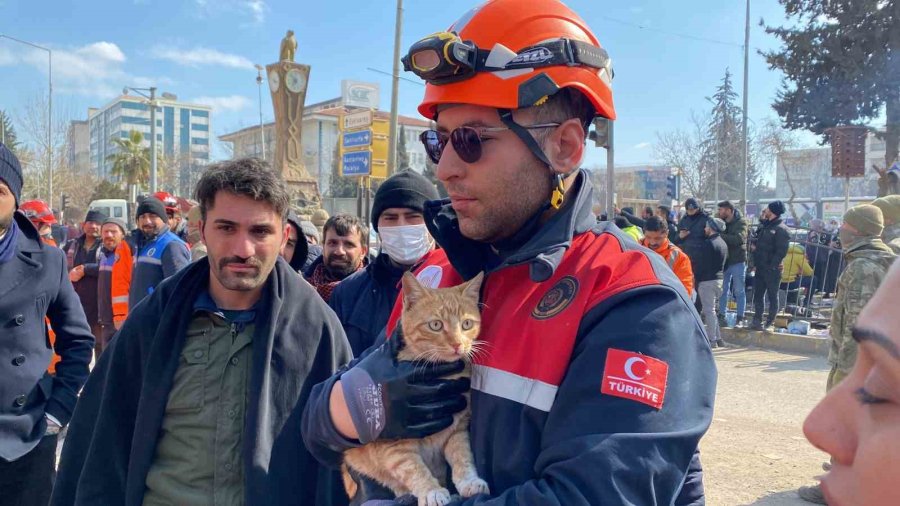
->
<box><xmin>643</xmin><ymin>206</ymin><xmax>654</xmax><ymax>216</ymax></box>
<box><xmin>658</xmin><ymin>205</ymin><xmax>671</xmax><ymax>214</ymax></box>
<box><xmin>531</xmin><ymin>88</ymin><xmax>595</xmax><ymax>141</ymax></box>
<box><xmin>613</xmin><ymin>216</ymin><xmax>630</xmax><ymax>229</ymax></box>
<box><xmin>717</xmin><ymin>200</ymin><xmax>734</xmax><ymax>210</ymax></box>
<box><xmin>621</xmin><ymin>207</ymin><xmax>634</xmax><ymax>215</ymax></box>
<box><xmin>323</xmin><ymin>213</ymin><xmax>369</xmax><ymax>246</ymax></box>
<box><xmin>644</xmin><ymin>216</ymin><xmax>667</xmax><ymax>232</ymax></box>
<box><xmin>194</xmin><ymin>157</ymin><xmax>291</xmax><ymax>222</ymax></box>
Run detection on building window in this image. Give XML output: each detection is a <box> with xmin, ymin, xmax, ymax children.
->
<box><xmin>121</xmin><ymin>101</ymin><xmax>148</xmax><ymax>111</ymax></box>
<box><xmin>191</xmin><ymin>123</ymin><xmax>209</xmax><ymax>132</ymax></box>
<box><xmin>121</xmin><ymin>116</ymin><xmax>151</xmax><ymax>126</ymax></box>
<box><xmin>192</xmin><ymin>137</ymin><xmax>209</xmax><ymax>145</ymax></box>
<box><xmin>191</xmin><ymin>109</ymin><xmax>209</xmax><ymax>118</ymax></box>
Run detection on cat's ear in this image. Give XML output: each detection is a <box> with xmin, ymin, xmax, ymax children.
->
<box><xmin>461</xmin><ymin>272</ymin><xmax>484</xmax><ymax>301</ymax></box>
<box><xmin>402</xmin><ymin>271</ymin><xmax>427</xmax><ymax>308</ymax></box>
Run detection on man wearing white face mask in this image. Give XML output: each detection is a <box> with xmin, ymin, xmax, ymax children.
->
<box><xmin>328</xmin><ymin>170</ymin><xmax>440</xmax><ymax>356</ymax></box>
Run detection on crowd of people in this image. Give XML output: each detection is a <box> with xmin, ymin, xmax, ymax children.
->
<box><xmin>1</xmin><ymin>0</ymin><xmax>899</xmax><ymax>504</ymax></box>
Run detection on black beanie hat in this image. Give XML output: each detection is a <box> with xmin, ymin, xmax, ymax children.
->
<box><xmin>0</xmin><ymin>142</ymin><xmax>24</xmax><ymax>207</ymax></box>
<box><xmin>768</xmin><ymin>200</ymin><xmax>786</xmax><ymax>217</ymax></box>
<box><xmin>371</xmin><ymin>170</ymin><xmax>440</xmax><ymax>231</ymax></box>
<box><xmin>136</xmin><ymin>197</ymin><xmax>168</xmax><ymax>222</ymax></box>
<box><xmin>85</xmin><ymin>209</ymin><xmax>108</xmax><ymax>224</ymax></box>
<box><xmin>684</xmin><ymin>198</ymin><xmax>699</xmax><ymax>210</ymax></box>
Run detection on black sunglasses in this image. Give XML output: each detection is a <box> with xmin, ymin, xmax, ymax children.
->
<box><xmin>419</xmin><ymin>123</ymin><xmax>560</xmax><ymax>164</ymax></box>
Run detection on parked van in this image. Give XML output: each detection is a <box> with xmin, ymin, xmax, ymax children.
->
<box><xmin>88</xmin><ymin>199</ymin><xmax>129</xmax><ymax>227</ymax></box>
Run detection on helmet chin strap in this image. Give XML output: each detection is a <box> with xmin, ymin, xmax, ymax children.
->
<box><xmin>497</xmin><ymin>109</ymin><xmax>567</xmax><ymax>210</ymax></box>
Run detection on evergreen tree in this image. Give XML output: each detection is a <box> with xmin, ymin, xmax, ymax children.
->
<box><xmin>0</xmin><ymin>110</ymin><xmax>21</xmax><ymax>157</ymax></box>
<box><xmin>327</xmin><ymin>142</ymin><xmax>358</xmax><ymax>198</ymax></box>
<box><xmin>763</xmin><ymin>0</ymin><xmax>900</xmax><ymax>168</ymax></box>
<box><xmin>701</xmin><ymin>69</ymin><xmax>747</xmax><ymax>201</ymax></box>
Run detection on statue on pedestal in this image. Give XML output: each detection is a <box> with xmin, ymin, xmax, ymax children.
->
<box><xmin>266</xmin><ymin>29</ymin><xmax>320</xmax><ymax>211</ymax></box>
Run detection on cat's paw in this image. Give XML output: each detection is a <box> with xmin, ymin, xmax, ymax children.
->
<box><xmin>457</xmin><ymin>477</ymin><xmax>490</xmax><ymax>497</ymax></box>
<box><xmin>419</xmin><ymin>488</ymin><xmax>451</xmax><ymax>506</ymax></box>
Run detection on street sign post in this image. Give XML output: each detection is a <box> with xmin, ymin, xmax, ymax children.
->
<box><xmin>342</xmin><ymin>151</ymin><xmax>372</xmax><ymax>177</ymax></box>
<box><xmin>343</xmin><ymin>129</ymin><xmax>373</xmax><ymax>149</ymax></box>
<box><xmin>343</xmin><ymin>110</ymin><xmax>374</xmax><ymax>130</ymax></box>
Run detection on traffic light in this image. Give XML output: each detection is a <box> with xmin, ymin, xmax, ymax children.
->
<box><xmin>589</xmin><ymin>118</ymin><xmax>611</xmax><ymax>148</ymax></box>
<box><xmin>665</xmin><ymin>175</ymin><xmax>679</xmax><ymax>201</ymax></box>
<box><xmin>61</xmin><ymin>193</ymin><xmax>69</xmax><ymax>211</ymax></box>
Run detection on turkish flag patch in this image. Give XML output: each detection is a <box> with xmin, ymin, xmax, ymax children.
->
<box><xmin>601</xmin><ymin>348</ymin><xmax>669</xmax><ymax>410</ymax></box>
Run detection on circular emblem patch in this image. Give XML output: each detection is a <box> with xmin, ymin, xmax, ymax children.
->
<box><xmin>416</xmin><ymin>265</ymin><xmax>444</xmax><ymax>288</ymax></box>
<box><xmin>532</xmin><ymin>276</ymin><xmax>579</xmax><ymax>320</ymax></box>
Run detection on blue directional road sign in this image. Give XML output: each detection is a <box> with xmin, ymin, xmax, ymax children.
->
<box><xmin>342</xmin><ymin>151</ymin><xmax>371</xmax><ymax>176</ymax></box>
<box><xmin>343</xmin><ymin>129</ymin><xmax>372</xmax><ymax>149</ymax></box>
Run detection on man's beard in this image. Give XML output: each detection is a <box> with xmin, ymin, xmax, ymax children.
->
<box><xmin>211</xmin><ymin>254</ymin><xmax>269</xmax><ymax>291</ymax></box>
<box><xmin>141</xmin><ymin>223</ymin><xmax>161</xmax><ymax>239</ymax></box>
<box><xmin>324</xmin><ymin>255</ymin><xmax>359</xmax><ymax>279</ymax></box>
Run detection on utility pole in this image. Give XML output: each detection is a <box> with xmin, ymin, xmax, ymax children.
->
<box><xmin>255</xmin><ymin>64</ymin><xmax>267</xmax><ymax>160</ymax></box>
<box><xmin>741</xmin><ymin>0</ymin><xmax>751</xmax><ymax>213</ymax></box>
<box><xmin>149</xmin><ymin>87</ymin><xmax>157</xmax><ymax>193</ymax></box>
<box><xmin>387</xmin><ymin>0</ymin><xmax>403</xmax><ymax>176</ymax></box>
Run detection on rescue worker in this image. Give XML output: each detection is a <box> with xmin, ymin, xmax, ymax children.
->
<box><xmin>0</xmin><ymin>143</ymin><xmax>94</xmax><ymax>505</ymax></box>
<box><xmin>329</xmin><ymin>170</ymin><xmax>440</xmax><ymax>355</ymax></box>
<box><xmin>871</xmin><ymin>195</ymin><xmax>900</xmax><ymax>254</ymax></box>
<box><xmin>129</xmin><ymin>196</ymin><xmax>190</xmax><ymax>309</ymax></box>
<box><xmin>95</xmin><ymin>217</ymin><xmax>132</xmax><ymax>358</ymax></box>
<box><xmin>156</xmin><ymin>191</ymin><xmax>188</xmax><ymax>243</ymax></box>
<box><xmin>614</xmin><ymin>215</ymin><xmax>643</xmax><ymax>242</ymax></box>
<box><xmin>20</xmin><ymin>199</ymin><xmax>58</xmax><ymax>246</ymax></box>
<box><xmin>642</xmin><ymin>215</ymin><xmax>694</xmax><ymax>297</ymax></box>
<box><xmin>302</xmin><ymin>2</ymin><xmax>716</xmax><ymax>504</ymax></box>
<box><xmin>63</xmin><ymin>209</ymin><xmax>107</xmax><ymax>345</ymax></box>
<box><xmin>750</xmin><ymin>201</ymin><xmax>791</xmax><ymax>331</ymax></box>
<box><xmin>797</xmin><ymin>204</ymin><xmax>896</xmax><ymax>504</ymax></box>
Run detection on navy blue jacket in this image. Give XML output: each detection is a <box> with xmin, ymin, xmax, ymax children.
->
<box><xmin>328</xmin><ymin>252</ymin><xmax>410</xmax><ymax>357</ymax></box>
<box><xmin>128</xmin><ymin>228</ymin><xmax>190</xmax><ymax>309</ymax></box>
<box><xmin>52</xmin><ymin>257</ymin><xmax>353</xmax><ymax>505</ymax></box>
<box><xmin>303</xmin><ymin>171</ymin><xmax>716</xmax><ymax>505</ymax></box>
<box><xmin>0</xmin><ymin>212</ymin><xmax>94</xmax><ymax>461</ymax></box>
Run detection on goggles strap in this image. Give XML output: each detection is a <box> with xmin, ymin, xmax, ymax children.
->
<box><xmin>497</xmin><ymin>109</ymin><xmax>565</xmax><ymax>209</ymax></box>
<box><xmin>475</xmin><ymin>39</ymin><xmax>610</xmax><ymax>73</ymax></box>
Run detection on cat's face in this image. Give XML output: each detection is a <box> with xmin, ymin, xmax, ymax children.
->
<box><xmin>400</xmin><ymin>271</ymin><xmax>484</xmax><ymax>363</ymax></box>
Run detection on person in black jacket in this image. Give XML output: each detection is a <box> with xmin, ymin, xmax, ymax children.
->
<box><xmin>282</xmin><ymin>210</ymin><xmax>310</xmax><ymax>273</ymax></box>
<box><xmin>695</xmin><ymin>217</ymin><xmax>729</xmax><ymax>347</ymax></box>
<box><xmin>750</xmin><ymin>201</ymin><xmax>791</xmax><ymax>331</ymax></box>
<box><xmin>717</xmin><ymin>201</ymin><xmax>749</xmax><ymax>326</ymax></box>
<box><xmin>63</xmin><ymin>209</ymin><xmax>107</xmax><ymax>355</ymax></box>
<box><xmin>0</xmin><ymin>143</ymin><xmax>95</xmax><ymax>506</ymax></box>
<box><xmin>329</xmin><ymin>170</ymin><xmax>440</xmax><ymax>357</ymax></box>
<box><xmin>676</xmin><ymin>198</ymin><xmax>710</xmax><ymax>292</ymax></box>
<box><xmin>620</xmin><ymin>205</ymin><xmax>653</xmax><ymax>230</ymax></box>
<box><xmin>53</xmin><ymin>157</ymin><xmax>352</xmax><ymax>506</ymax></box>
<box><xmin>658</xmin><ymin>205</ymin><xmax>680</xmax><ymax>244</ymax></box>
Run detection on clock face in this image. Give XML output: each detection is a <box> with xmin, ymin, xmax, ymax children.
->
<box><xmin>285</xmin><ymin>69</ymin><xmax>306</xmax><ymax>94</ymax></box>
<box><xmin>268</xmin><ymin>70</ymin><xmax>280</xmax><ymax>93</ymax></box>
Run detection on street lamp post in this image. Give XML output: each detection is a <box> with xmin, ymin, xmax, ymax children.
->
<box><xmin>254</xmin><ymin>64</ymin><xmax>267</xmax><ymax>160</ymax></box>
<box><xmin>387</xmin><ymin>0</ymin><xmax>403</xmax><ymax>176</ymax></box>
<box><xmin>123</xmin><ymin>86</ymin><xmax>158</xmax><ymax>193</ymax></box>
<box><xmin>1</xmin><ymin>34</ymin><xmax>52</xmax><ymax>207</ymax></box>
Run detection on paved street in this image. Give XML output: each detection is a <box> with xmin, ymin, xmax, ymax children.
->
<box><xmin>702</xmin><ymin>346</ymin><xmax>830</xmax><ymax>506</ymax></box>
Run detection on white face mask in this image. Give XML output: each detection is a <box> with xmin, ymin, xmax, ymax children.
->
<box><xmin>378</xmin><ymin>223</ymin><xmax>434</xmax><ymax>265</ymax></box>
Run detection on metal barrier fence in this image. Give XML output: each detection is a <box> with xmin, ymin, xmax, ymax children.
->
<box><xmin>726</xmin><ymin>221</ymin><xmax>845</xmax><ymax>324</ymax></box>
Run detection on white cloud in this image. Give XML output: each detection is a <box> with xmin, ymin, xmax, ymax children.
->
<box><xmin>634</xmin><ymin>142</ymin><xmax>652</xmax><ymax>149</ymax></box>
<box><xmin>151</xmin><ymin>45</ymin><xmax>254</xmax><ymax>70</ymax></box>
<box><xmin>245</xmin><ymin>0</ymin><xmax>266</xmax><ymax>24</ymax></box>
<box><xmin>2</xmin><ymin>41</ymin><xmax>161</xmax><ymax>98</ymax></box>
<box><xmin>191</xmin><ymin>95</ymin><xmax>252</xmax><ymax>112</ymax></box>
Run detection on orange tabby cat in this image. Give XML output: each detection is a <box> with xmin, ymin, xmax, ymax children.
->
<box><xmin>341</xmin><ymin>271</ymin><xmax>489</xmax><ymax>506</ymax></box>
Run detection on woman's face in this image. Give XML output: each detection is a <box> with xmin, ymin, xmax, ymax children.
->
<box><xmin>804</xmin><ymin>261</ymin><xmax>900</xmax><ymax>506</ymax></box>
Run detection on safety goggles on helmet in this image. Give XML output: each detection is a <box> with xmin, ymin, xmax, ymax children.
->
<box><xmin>402</xmin><ymin>31</ymin><xmax>612</xmax><ymax>86</ymax></box>
<box><xmin>420</xmin><ymin>123</ymin><xmax>560</xmax><ymax>165</ymax></box>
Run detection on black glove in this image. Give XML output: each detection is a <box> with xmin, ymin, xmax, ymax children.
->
<box><xmin>341</xmin><ymin>328</ymin><xmax>469</xmax><ymax>443</ymax></box>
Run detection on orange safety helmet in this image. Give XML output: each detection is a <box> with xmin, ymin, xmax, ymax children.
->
<box><xmin>154</xmin><ymin>191</ymin><xmax>179</xmax><ymax>213</ymax></box>
<box><xmin>20</xmin><ymin>199</ymin><xmax>57</xmax><ymax>225</ymax></box>
<box><xmin>413</xmin><ymin>0</ymin><xmax>615</xmax><ymax>121</ymax></box>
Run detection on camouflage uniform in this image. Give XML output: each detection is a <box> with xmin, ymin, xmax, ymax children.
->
<box><xmin>883</xmin><ymin>223</ymin><xmax>900</xmax><ymax>254</ymax></box>
<box><xmin>827</xmin><ymin>238</ymin><xmax>896</xmax><ymax>390</ymax></box>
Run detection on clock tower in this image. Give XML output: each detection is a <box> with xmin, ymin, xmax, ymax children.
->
<box><xmin>266</xmin><ymin>32</ymin><xmax>319</xmax><ymax>206</ymax></box>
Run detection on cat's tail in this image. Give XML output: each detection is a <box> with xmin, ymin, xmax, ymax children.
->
<box><xmin>341</xmin><ymin>463</ymin><xmax>359</xmax><ymax>499</ymax></box>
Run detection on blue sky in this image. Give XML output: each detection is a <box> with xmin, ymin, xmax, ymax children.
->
<box><xmin>1</xmin><ymin>0</ymin><xmax>802</xmax><ymax>174</ymax></box>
